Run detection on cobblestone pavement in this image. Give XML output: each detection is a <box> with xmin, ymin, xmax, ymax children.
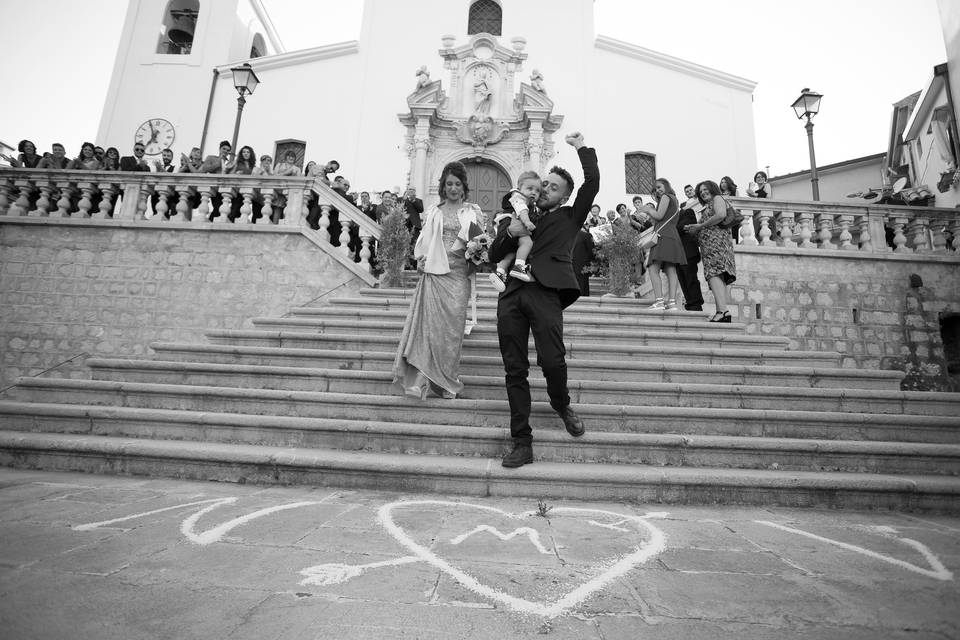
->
<box><xmin>0</xmin><ymin>469</ymin><xmax>958</xmax><ymax>639</ymax></box>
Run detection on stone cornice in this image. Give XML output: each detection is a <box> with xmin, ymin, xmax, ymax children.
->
<box><xmin>215</xmin><ymin>41</ymin><xmax>360</xmax><ymax>75</ymax></box>
<box><xmin>594</xmin><ymin>35</ymin><xmax>756</xmax><ymax>93</ymax></box>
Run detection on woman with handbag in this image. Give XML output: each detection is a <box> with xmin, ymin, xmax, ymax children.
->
<box><xmin>636</xmin><ymin>178</ymin><xmax>686</xmax><ymax>310</ymax></box>
<box><xmin>684</xmin><ymin>180</ymin><xmax>736</xmax><ymax>322</ymax></box>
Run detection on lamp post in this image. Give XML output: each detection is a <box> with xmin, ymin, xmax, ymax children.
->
<box><xmin>791</xmin><ymin>88</ymin><xmax>823</xmax><ymax>201</ymax></box>
<box><xmin>229</xmin><ymin>62</ymin><xmax>261</xmax><ymax>153</ymax></box>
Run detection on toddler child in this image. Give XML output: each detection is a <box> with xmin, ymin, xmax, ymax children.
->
<box><xmin>489</xmin><ymin>171</ymin><xmax>541</xmax><ymax>292</ymax></box>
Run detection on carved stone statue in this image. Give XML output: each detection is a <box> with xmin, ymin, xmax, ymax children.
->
<box><xmin>530</xmin><ymin>69</ymin><xmax>546</xmax><ymax>94</ymax></box>
<box><xmin>473</xmin><ymin>69</ymin><xmax>493</xmax><ymax>117</ymax></box>
<box><xmin>415</xmin><ymin>65</ymin><xmax>430</xmax><ymax>90</ymax></box>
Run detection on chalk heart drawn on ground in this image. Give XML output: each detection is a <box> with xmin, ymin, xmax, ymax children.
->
<box><xmin>325</xmin><ymin>500</ymin><xmax>667</xmax><ymax>618</ymax></box>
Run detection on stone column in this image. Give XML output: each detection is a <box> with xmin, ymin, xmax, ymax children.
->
<box><xmin>413</xmin><ymin>116</ymin><xmax>431</xmax><ymax>199</ymax></box>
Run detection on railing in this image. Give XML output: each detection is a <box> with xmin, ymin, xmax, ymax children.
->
<box><xmin>727</xmin><ymin>197</ymin><xmax>960</xmax><ymax>255</ymax></box>
<box><xmin>0</xmin><ymin>167</ymin><xmax>382</xmax><ymax>271</ymax></box>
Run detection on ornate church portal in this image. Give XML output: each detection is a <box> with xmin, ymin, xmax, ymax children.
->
<box><xmin>400</xmin><ymin>33</ymin><xmax>562</xmax><ymax>217</ymax></box>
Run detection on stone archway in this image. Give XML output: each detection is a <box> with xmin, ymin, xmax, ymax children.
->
<box><xmin>461</xmin><ymin>158</ymin><xmax>512</xmax><ymax>222</ymax></box>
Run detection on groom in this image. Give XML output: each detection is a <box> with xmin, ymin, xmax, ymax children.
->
<box><xmin>489</xmin><ymin>132</ymin><xmax>600</xmax><ymax>468</ymax></box>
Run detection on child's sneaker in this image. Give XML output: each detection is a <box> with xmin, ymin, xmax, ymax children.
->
<box><xmin>509</xmin><ymin>263</ymin><xmax>535</xmax><ymax>283</ymax></box>
<box><xmin>488</xmin><ymin>270</ymin><xmax>508</xmax><ymax>292</ymax></box>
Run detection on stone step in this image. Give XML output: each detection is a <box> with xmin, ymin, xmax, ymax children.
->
<box><xmin>1</xmin><ymin>431</ymin><xmax>957</xmax><ymax>510</ymax></box>
<box><xmin>2</xmin><ymin>403</ymin><xmax>958</xmax><ymax>476</ymax></box>
<box><xmin>341</xmin><ymin>290</ymin><xmax>694</xmax><ymax>314</ymax></box>
<box><xmin>77</xmin><ymin>361</ymin><xmax>939</xmax><ymax>412</ymax></box>
<box><xmin>8</xmin><ymin>378</ymin><xmax>960</xmax><ymax>425</ymax></box>
<box><xmin>150</xmin><ymin>341</ymin><xmax>843</xmax><ymax>369</ymax></box>
<box><xmin>87</xmin><ymin>358</ymin><xmax>904</xmax><ymax>399</ymax></box>
<box><xmin>276</xmin><ymin>304</ymin><xmax>740</xmax><ymax>335</ymax></box>
<box><xmin>205</xmin><ymin>327</ymin><xmax>792</xmax><ymax>352</ymax></box>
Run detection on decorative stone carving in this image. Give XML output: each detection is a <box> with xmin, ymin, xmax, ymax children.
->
<box><xmin>401</xmin><ymin>33</ymin><xmax>563</xmax><ymax>199</ymax></box>
<box><xmin>530</xmin><ymin>69</ymin><xmax>546</xmax><ymax>94</ymax></box>
<box><xmin>455</xmin><ymin>115</ymin><xmax>508</xmax><ymax>149</ymax></box>
<box><xmin>415</xmin><ymin>66</ymin><xmax>430</xmax><ymax>90</ymax></box>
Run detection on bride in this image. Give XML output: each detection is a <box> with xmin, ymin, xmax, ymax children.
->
<box><xmin>392</xmin><ymin>161</ymin><xmax>484</xmax><ymax>400</ymax></box>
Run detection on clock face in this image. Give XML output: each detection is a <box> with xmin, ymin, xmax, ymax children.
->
<box><xmin>134</xmin><ymin>118</ymin><xmax>176</xmax><ymax>156</ymax></box>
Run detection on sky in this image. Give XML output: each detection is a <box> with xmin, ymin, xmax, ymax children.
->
<box><xmin>0</xmin><ymin>0</ymin><xmax>949</xmax><ymax>177</ymax></box>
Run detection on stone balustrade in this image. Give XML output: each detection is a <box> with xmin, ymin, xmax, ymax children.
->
<box><xmin>0</xmin><ymin>167</ymin><xmax>382</xmax><ymax>272</ymax></box>
<box><xmin>727</xmin><ymin>196</ymin><xmax>960</xmax><ymax>255</ymax></box>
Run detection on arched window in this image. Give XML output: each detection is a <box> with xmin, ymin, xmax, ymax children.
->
<box><xmin>156</xmin><ymin>0</ymin><xmax>200</xmax><ymax>55</ymax></box>
<box><xmin>467</xmin><ymin>0</ymin><xmax>502</xmax><ymax>36</ymax></box>
<box><xmin>250</xmin><ymin>33</ymin><xmax>266</xmax><ymax>58</ymax></box>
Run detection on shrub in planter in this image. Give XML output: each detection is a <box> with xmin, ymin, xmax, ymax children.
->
<box><xmin>594</xmin><ymin>224</ymin><xmax>643</xmax><ymax>297</ymax></box>
<box><xmin>375</xmin><ymin>208</ymin><xmax>412</xmax><ymax>288</ymax></box>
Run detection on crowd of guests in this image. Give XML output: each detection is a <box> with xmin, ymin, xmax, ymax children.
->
<box><xmin>580</xmin><ymin>171</ymin><xmax>771</xmax><ymax>321</ymax></box>
<box><xmin>1</xmin><ymin>138</ymin><xmax>431</xmax><ymax>260</ymax></box>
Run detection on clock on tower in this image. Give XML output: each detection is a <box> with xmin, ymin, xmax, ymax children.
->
<box><xmin>134</xmin><ymin>118</ymin><xmax>176</xmax><ymax>156</ymax></box>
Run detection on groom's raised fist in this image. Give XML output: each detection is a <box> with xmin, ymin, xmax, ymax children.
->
<box><xmin>564</xmin><ymin>132</ymin><xmax>584</xmax><ymax>148</ymax></box>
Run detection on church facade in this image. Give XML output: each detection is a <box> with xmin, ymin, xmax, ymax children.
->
<box><xmin>99</xmin><ymin>0</ymin><xmax>758</xmax><ymax>213</ymax></box>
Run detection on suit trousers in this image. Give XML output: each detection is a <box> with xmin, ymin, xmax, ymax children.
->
<box><xmin>496</xmin><ymin>282</ymin><xmax>570</xmax><ymax>445</ymax></box>
<box><xmin>676</xmin><ymin>260</ymin><xmax>704</xmax><ymax>310</ymax></box>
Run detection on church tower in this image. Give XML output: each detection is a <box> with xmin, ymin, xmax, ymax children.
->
<box><xmin>96</xmin><ymin>0</ymin><xmax>282</xmax><ymax>158</ymax></box>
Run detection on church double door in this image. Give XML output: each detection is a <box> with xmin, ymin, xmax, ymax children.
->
<box><xmin>461</xmin><ymin>160</ymin><xmax>512</xmax><ymax>229</ymax></box>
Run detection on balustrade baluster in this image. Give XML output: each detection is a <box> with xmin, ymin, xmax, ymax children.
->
<box><xmin>196</xmin><ymin>185</ymin><xmax>214</xmax><ymax>223</ymax></box>
<box><xmin>217</xmin><ymin>188</ymin><xmax>233</xmax><ymax>223</ymax></box>
<box><xmin>756</xmin><ymin>209</ymin><xmax>774</xmax><ymax>246</ymax></box>
<box><xmin>890</xmin><ymin>216</ymin><xmax>911</xmax><ymax>253</ymax></box>
<box><xmin>930</xmin><ymin>220</ymin><xmax>948</xmax><ymax>253</ymax></box>
<box><xmin>797</xmin><ymin>211</ymin><xmax>814</xmax><ymax>248</ymax></box>
<box><xmin>0</xmin><ymin>179</ymin><xmax>15</xmax><ymax>215</ymax></box>
<box><xmin>339</xmin><ymin>220</ymin><xmax>353</xmax><ymax>256</ymax></box>
<box><xmin>176</xmin><ymin>187</ymin><xmax>192</xmax><ymax>221</ymax></box>
<box><xmin>948</xmin><ymin>218</ymin><xmax>960</xmax><ymax>253</ymax></box>
<box><xmin>319</xmin><ymin>204</ymin><xmax>332</xmax><ymax>241</ymax></box>
<box><xmin>135</xmin><ymin>187</ymin><xmax>150</xmax><ymax>221</ymax></box>
<box><xmin>76</xmin><ymin>183</ymin><xmax>94</xmax><ymax>218</ymax></box>
<box><xmin>908</xmin><ymin>217</ymin><xmax>930</xmax><ymax>252</ymax></box>
<box><xmin>11</xmin><ymin>179</ymin><xmax>33</xmax><ymax>216</ymax></box>
<box><xmin>54</xmin><ymin>182</ymin><xmax>74</xmax><ymax>217</ymax></box>
<box><xmin>856</xmin><ymin>214</ymin><xmax>872</xmax><ymax>252</ymax></box>
<box><xmin>237</xmin><ymin>188</ymin><xmax>254</xmax><ymax>225</ymax></box>
<box><xmin>30</xmin><ymin>183</ymin><xmax>55</xmax><ymax>217</ymax></box>
<box><xmin>154</xmin><ymin>184</ymin><xmax>171</xmax><ymax>220</ymax></box>
<box><xmin>359</xmin><ymin>235</ymin><xmax>373</xmax><ymax>271</ymax></box>
<box><xmin>95</xmin><ymin>184</ymin><xmax>115</xmax><ymax>219</ymax></box>
<box><xmin>817</xmin><ymin>212</ymin><xmax>835</xmax><ymax>249</ymax></box>
<box><xmin>777</xmin><ymin>210</ymin><xmax>796</xmax><ymax>247</ymax></box>
<box><xmin>837</xmin><ymin>214</ymin><xmax>854</xmax><ymax>250</ymax></box>
<box><xmin>292</xmin><ymin>189</ymin><xmax>310</xmax><ymax>226</ymax></box>
<box><xmin>262</xmin><ymin>191</ymin><xmax>274</xmax><ymax>224</ymax></box>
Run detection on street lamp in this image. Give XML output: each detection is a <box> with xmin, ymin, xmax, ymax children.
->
<box><xmin>229</xmin><ymin>62</ymin><xmax>261</xmax><ymax>153</ymax></box>
<box><xmin>791</xmin><ymin>88</ymin><xmax>823</xmax><ymax>201</ymax></box>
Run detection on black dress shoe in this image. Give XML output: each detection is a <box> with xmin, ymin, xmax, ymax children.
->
<box><xmin>557</xmin><ymin>406</ymin><xmax>585</xmax><ymax>437</ymax></box>
<box><xmin>502</xmin><ymin>443</ymin><xmax>533</xmax><ymax>468</ymax></box>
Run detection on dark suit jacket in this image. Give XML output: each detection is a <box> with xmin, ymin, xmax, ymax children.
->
<box><xmin>119</xmin><ymin>156</ymin><xmax>150</xmax><ymax>172</ymax></box>
<box><xmin>676</xmin><ymin>207</ymin><xmax>702</xmax><ymax>263</ymax></box>
<box><xmin>403</xmin><ymin>197</ymin><xmax>424</xmax><ymax>229</ymax></box>
<box><xmin>571</xmin><ymin>229</ymin><xmax>595</xmax><ymax>297</ymax></box>
<box><xmin>490</xmin><ymin>146</ymin><xmax>600</xmax><ymax>309</ymax></box>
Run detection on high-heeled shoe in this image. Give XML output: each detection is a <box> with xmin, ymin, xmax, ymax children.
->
<box><xmin>404</xmin><ymin>372</ymin><xmax>430</xmax><ymax>400</ymax></box>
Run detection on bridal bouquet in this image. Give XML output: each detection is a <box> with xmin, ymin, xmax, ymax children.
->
<box><xmin>465</xmin><ymin>232</ymin><xmax>493</xmax><ymax>266</ymax></box>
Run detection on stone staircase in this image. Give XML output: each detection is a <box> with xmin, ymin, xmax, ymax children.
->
<box><xmin>1</xmin><ymin>279</ymin><xmax>960</xmax><ymax>511</ymax></box>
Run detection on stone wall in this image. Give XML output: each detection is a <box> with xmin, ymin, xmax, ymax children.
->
<box><xmin>728</xmin><ymin>247</ymin><xmax>960</xmax><ymax>391</ymax></box>
<box><xmin>0</xmin><ymin>221</ymin><xmax>368</xmax><ymax>388</ymax></box>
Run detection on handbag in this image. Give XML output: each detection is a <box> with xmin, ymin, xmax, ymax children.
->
<box><xmin>637</xmin><ymin>226</ymin><xmax>659</xmax><ymax>250</ymax></box>
<box><xmin>637</xmin><ymin>207</ymin><xmax>680</xmax><ymax>250</ymax></box>
<box><xmin>719</xmin><ymin>196</ymin><xmax>744</xmax><ymax>229</ymax></box>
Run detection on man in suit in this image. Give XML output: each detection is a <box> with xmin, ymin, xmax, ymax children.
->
<box><xmin>119</xmin><ymin>143</ymin><xmax>150</xmax><ymax>172</ymax></box>
<box><xmin>676</xmin><ymin>184</ymin><xmax>704</xmax><ymax>311</ymax></box>
<box><xmin>489</xmin><ymin>132</ymin><xmax>599</xmax><ymax>468</ymax></box>
<box><xmin>571</xmin><ymin>222</ymin><xmax>595</xmax><ymax>297</ymax></box>
<box><xmin>402</xmin><ymin>187</ymin><xmax>424</xmax><ymax>268</ymax></box>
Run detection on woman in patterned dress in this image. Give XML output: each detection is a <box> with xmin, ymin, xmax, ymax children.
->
<box><xmin>684</xmin><ymin>180</ymin><xmax>736</xmax><ymax>322</ymax></box>
<box><xmin>393</xmin><ymin>161</ymin><xmax>484</xmax><ymax>399</ymax></box>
